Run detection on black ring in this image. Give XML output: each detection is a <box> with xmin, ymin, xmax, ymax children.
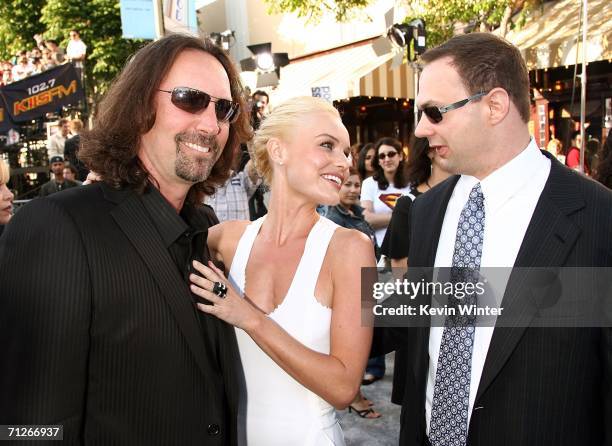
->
<box><xmin>212</xmin><ymin>281</ymin><xmax>227</xmax><ymax>298</ymax></box>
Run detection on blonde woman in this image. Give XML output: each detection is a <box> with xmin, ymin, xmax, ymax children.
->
<box><xmin>0</xmin><ymin>159</ymin><xmax>14</xmax><ymax>235</ymax></box>
<box><xmin>190</xmin><ymin>97</ymin><xmax>375</xmax><ymax>445</ymax></box>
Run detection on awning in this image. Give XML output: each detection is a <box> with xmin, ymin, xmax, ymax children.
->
<box><xmin>502</xmin><ymin>0</ymin><xmax>611</xmax><ymax>70</ymax></box>
<box><xmin>358</xmin><ymin>58</ymin><xmax>415</xmax><ymax>99</ymax></box>
<box><xmin>271</xmin><ymin>38</ymin><xmax>397</xmax><ymax>104</ymax></box>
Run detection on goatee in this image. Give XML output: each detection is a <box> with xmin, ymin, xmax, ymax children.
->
<box><xmin>174</xmin><ymin>131</ymin><xmax>221</xmax><ymax>183</ymax></box>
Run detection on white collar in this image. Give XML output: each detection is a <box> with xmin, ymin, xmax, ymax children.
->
<box><xmin>455</xmin><ymin>139</ymin><xmax>548</xmax><ymax>215</ymax></box>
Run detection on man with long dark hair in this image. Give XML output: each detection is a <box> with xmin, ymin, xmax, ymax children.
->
<box><xmin>0</xmin><ymin>34</ymin><xmax>251</xmax><ymax>444</ymax></box>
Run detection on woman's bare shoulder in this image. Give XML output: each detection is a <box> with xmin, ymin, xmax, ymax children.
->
<box><xmin>208</xmin><ymin>220</ymin><xmax>251</xmax><ymax>256</ymax></box>
<box><xmin>210</xmin><ymin>220</ymin><xmax>250</xmax><ymax>241</ymax></box>
<box><xmin>328</xmin><ymin>226</ymin><xmax>376</xmax><ymax>269</ymax></box>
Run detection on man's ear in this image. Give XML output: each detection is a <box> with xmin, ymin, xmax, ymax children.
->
<box><xmin>486</xmin><ymin>88</ymin><xmax>510</xmax><ymax>125</ymax></box>
<box><xmin>266</xmin><ymin>138</ymin><xmax>286</xmax><ymax>165</ymax></box>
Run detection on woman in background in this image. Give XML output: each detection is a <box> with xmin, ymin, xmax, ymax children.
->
<box><xmin>357</xmin><ymin>143</ymin><xmax>375</xmax><ymax>181</ymax></box>
<box><xmin>594</xmin><ymin>129</ymin><xmax>612</xmax><ymax>189</ymax></box>
<box><xmin>381</xmin><ymin>137</ymin><xmax>453</xmax><ymax>274</ymax></box>
<box><xmin>546</xmin><ymin>138</ymin><xmax>565</xmax><ymax>164</ymax></box>
<box><xmin>360</xmin><ymin>137</ymin><xmax>411</xmax><ymax>252</ymax></box>
<box><xmin>348</xmin><ymin>143</ymin><xmax>361</xmax><ymax>169</ymax></box>
<box><xmin>360</xmin><ymin>137</ymin><xmax>411</xmax><ymax>385</ymax></box>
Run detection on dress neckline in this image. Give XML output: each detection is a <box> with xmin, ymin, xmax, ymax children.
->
<box><xmin>243</xmin><ymin>215</ymin><xmax>322</xmax><ymax>316</ymax></box>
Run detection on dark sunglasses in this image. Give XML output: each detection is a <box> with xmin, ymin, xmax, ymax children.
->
<box><xmin>378</xmin><ymin>151</ymin><xmax>398</xmax><ymax>160</ymax></box>
<box><xmin>419</xmin><ymin>91</ymin><xmax>487</xmax><ymax>124</ymax></box>
<box><xmin>158</xmin><ymin>87</ymin><xmax>240</xmax><ymax>123</ymax></box>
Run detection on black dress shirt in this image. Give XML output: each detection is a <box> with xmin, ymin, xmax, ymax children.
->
<box><xmin>141</xmin><ymin>185</ymin><xmax>219</xmax><ymax>301</ymax></box>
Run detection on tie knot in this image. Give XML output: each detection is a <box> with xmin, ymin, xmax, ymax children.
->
<box><xmin>469</xmin><ymin>183</ymin><xmax>484</xmax><ymax>204</ymax></box>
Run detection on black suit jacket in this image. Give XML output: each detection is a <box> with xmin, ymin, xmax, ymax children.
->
<box><xmin>380</xmin><ymin>153</ymin><xmax>612</xmax><ymax>446</ymax></box>
<box><xmin>0</xmin><ymin>183</ymin><xmax>242</xmax><ymax>445</ymax></box>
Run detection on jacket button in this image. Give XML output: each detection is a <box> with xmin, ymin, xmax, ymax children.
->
<box><xmin>207</xmin><ymin>424</ymin><xmax>220</xmax><ymax>436</ymax></box>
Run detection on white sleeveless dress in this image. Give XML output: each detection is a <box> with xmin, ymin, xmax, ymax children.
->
<box><xmin>228</xmin><ymin>215</ymin><xmax>345</xmax><ymax>446</ymax></box>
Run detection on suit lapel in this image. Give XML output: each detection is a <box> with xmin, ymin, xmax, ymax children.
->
<box><xmin>476</xmin><ymin>156</ymin><xmax>584</xmax><ymax>401</ymax></box>
<box><xmin>109</xmin><ymin>190</ymin><xmax>215</xmax><ymax>378</ymax></box>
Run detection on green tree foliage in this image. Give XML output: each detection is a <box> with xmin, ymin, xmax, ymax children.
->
<box><xmin>266</xmin><ymin>0</ymin><xmax>371</xmax><ymax>22</ymax></box>
<box><xmin>265</xmin><ymin>0</ymin><xmax>540</xmax><ymax>46</ymax></box>
<box><xmin>40</xmin><ymin>0</ymin><xmax>144</xmax><ymax>101</ymax></box>
<box><xmin>0</xmin><ymin>0</ymin><xmax>144</xmax><ymax>108</ymax></box>
<box><xmin>0</xmin><ymin>0</ymin><xmax>46</xmax><ymax>60</ymax></box>
<box><xmin>404</xmin><ymin>0</ymin><xmax>541</xmax><ymax>47</ymax></box>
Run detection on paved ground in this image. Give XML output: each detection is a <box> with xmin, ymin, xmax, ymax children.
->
<box><xmin>339</xmin><ymin>353</ymin><xmax>401</xmax><ymax>445</ymax></box>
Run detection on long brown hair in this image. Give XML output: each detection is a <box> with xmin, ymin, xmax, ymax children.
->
<box><xmin>79</xmin><ymin>34</ymin><xmax>252</xmax><ymax>203</ymax></box>
<box><xmin>404</xmin><ymin>137</ymin><xmax>431</xmax><ymax>188</ymax></box>
<box><xmin>371</xmin><ymin>137</ymin><xmax>408</xmax><ymax>190</ymax></box>
<box><xmin>595</xmin><ymin>129</ymin><xmax>612</xmax><ymax>189</ymax></box>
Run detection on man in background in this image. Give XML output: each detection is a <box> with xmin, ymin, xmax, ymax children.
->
<box><xmin>47</xmin><ymin>118</ymin><xmax>70</xmax><ymax>159</ymax></box>
<box><xmin>66</xmin><ymin>29</ymin><xmax>86</xmax><ymax>81</ymax></box>
<box><xmin>39</xmin><ymin>155</ymin><xmax>78</xmax><ymax>196</ymax></box>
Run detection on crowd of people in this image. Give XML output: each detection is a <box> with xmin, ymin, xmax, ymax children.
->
<box><xmin>1</xmin><ymin>31</ymin><xmax>612</xmax><ymax>446</ymax></box>
<box><xmin>0</xmin><ymin>30</ymin><xmax>86</xmax><ymax>86</ymax></box>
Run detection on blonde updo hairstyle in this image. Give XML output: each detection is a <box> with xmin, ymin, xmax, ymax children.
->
<box><xmin>0</xmin><ymin>159</ymin><xmax>9</xmax><ymax>185</ymax></box>
<box><xmin>249</xmin><ymin>96</ymin><xmax>340</xmax><ymax>185</ymax></box>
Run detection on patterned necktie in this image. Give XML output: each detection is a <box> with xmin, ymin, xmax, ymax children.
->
<box><xmin>429</xmin><ymin>183</ymin><xmax>485</xmax><ymax>446</ymax></box>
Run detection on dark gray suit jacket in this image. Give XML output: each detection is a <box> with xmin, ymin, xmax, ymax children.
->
<box><xmin>379</xmin><ymin>152</ymin><xmax>612</xmax><ymax>446</ymax></box>
<box><xmin>39</xmin><ymin>178</ymin><xmax>79</xmax><ymax>197</ymax></box>
<box><xmin>0</xmin><ymin>182</ymin><xmax>242</xmax><ymax>445</ymax></box>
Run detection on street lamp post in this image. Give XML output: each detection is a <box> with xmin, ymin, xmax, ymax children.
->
<box><xmin>579</xmin><ymin>0</ymin><xmax>588</xmax><ymax>173</ymax></box>
<box><xmin>387</xmin><ymin>19</ymin><xmax>426</xmax><ymax>130</ymax></box>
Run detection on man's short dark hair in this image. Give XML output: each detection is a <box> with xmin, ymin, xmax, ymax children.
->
<box><xmin>79</xmin><ymin>34</ymin><xmax>251</xmax><ymax>203</ymax></box>
<box><xmin>252</xmin><ymin>90</ymin><xmax>268</xmax><ymax>101</ymax></box>
<box><xmin>420</xmin><ymin>33</ymin><xmax>531</xmax><ymax>123</ymax></box>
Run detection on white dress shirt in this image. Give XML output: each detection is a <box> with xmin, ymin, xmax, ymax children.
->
<box><xmin>47</xmin><ymin>133</ymin><xmax>67</xmax><ymax>159</ymax></box>
<box><xmin>425</xmin><ymin>139</ymin><xmax>551</xmax><ymax>433</ymax></box>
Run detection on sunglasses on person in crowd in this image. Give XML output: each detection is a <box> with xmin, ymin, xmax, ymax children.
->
<box><xmin>378</xmin><ymin>151</ymin><xmax>398</xmax><ymax>161</ymax></box>
<box><xmin>419</xmin><ymin>91</ymin><xmax>487</xmax><ymax>124</ymax></box>
<box><xmin>158</xmin><ymin>87</ymin><xmax>240</xmax><ymax>123</ymax></box>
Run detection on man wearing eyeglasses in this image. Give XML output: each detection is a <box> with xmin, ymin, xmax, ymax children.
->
<box><xmin>0</xmin><ymin>34</ymin><xmax>251</xmax><ymax>445</ymax></box>
<box><xmin>374</xmin><ymin>33</ymin><xmax>611</xmax><ymax>446</ymax></box>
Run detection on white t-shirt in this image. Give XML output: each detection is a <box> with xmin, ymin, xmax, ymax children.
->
<box><xmin>11</xmin><ymin>63</ymin><xmax>33</xmax><ymax>81</ymax></box>
<box><xmin>360</xmin><ymin>176</ymin><xmax>412</xmax><ymax>246</ymax></box>
<box><xmin>66</xmin><ymin>39</ymin><xmax>87</xmax><ymax>68</ymax></box>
